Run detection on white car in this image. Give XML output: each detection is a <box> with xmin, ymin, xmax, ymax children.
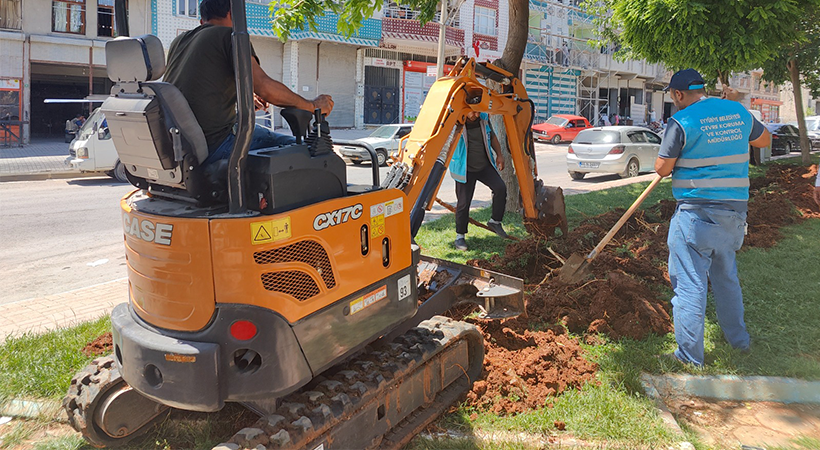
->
<box><xmin>566</xmin><ymin>126</ymin><xmax>662</xmax><ymax>180</ymax></box>
<box><xmin>804</xmin><ymin>116</ymin><xmax>820</xmax><ymax>149</ymax></box>
<box><xmin>66</xmin><ymin>107</ymin><xmax>128</xmax><ymax>182</ymax></box>
<box><xmin>338</xmin><ymin>124</ymin><xmax>413</xmax><ymax>166</ymax></box>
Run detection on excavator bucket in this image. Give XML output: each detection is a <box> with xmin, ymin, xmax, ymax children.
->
<box><xmin>525</xmin><ymin>179</ymin><xmax>569</xmax><ymax>239</ymax></box>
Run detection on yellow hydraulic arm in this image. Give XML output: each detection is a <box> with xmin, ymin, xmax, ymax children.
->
<box><xmin>382</xmin><ymin>57</ymin><xmax>567</xmax><ymax>238</ymax></box>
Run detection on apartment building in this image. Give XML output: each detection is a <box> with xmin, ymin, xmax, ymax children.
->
<box><xmin>0</xmin><ymin>0</ymin><xmax>150</xmax><ymax>143</ymax></box>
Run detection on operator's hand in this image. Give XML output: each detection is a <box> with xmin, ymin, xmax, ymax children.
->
<box><xmin>721</xmin><ymin>87</ymin><xmax>742</xmax><ymax>102</ymax></box>
<box><xmin>495</xmin><ymin>153</ymin><xmax>505</xmax><ymax>171</ymax></box>
<box><xmin>254</xmin><ymin>94</ymin><xmax>269</xmax><ymax>111</ymax></box>
<box><xmin>312</xmin><ymin>95</ymin><xmax>334</xmax><ymax>116</ymax></box>
<box><xmin>814</xmin><ymin>185</ymin><xmax>820</xmax><ymax>207</ymax></box>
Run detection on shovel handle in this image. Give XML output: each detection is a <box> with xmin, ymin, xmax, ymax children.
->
<box><xmin>586</xmin><ymin>176</ymin><xmax>663</xmax><ymax>260</ymax></box>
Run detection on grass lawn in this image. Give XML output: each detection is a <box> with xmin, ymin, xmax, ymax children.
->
<box><xmin>1</xmin><ymin>158</ymin><xmax>818</xmax><ymax>449</ymax></box>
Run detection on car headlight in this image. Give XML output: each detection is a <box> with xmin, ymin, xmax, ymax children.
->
<box><xmin>76</xmin><ymin>147</ymin><xmax>89</xmax><ymax>159</ymax></box>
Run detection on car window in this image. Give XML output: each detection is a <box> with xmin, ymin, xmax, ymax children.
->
<box><xmin>627</xmin><ymin>131</ymin><xmax>646</xmax><ymax>143</ymax></box>
<box><xmin>396</xmin><ymin>127</ymin><xmax>412</xmax><ymax>138</ymax></box>
<box><xmin>643</xmin><ymin>131</ymin><xmax>661</xmax><ymax>144</ymax></box>
<box><xmin>788</xmin><ymin>125</ymin><xmax>799</xmax><ymax>135</ymax></box>
<box><xmin>573</xmin><ymin>120</ymin><xmax>586</xmax><ymax>128</ymax></box>
<box><xmin>545</xmin><ymin>116</ymin><xmax>568</xmax><ymax>127</ymax></box>
<box><xmin>575</xmin><ymin>130</ymin><xmax>620</xmax><ymax>144</ymax></box>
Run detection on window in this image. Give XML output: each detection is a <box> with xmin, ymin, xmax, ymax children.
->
<box><xmin>573</xmin><ymin>119</ymin><xmax>586</xmax><ymax>128</ymax></box>
<box><xmin>97</xmin><ymin>0</ymin><xmax>124</xmax><ymax>37</ymax></box>
<box><xmin>53</xmin><ymin>0</ymin><xmax>85</xmax><ymax>34</ymax></box>
<box><xmin>627</xmin><ymin>132</ymin><xmax>646</xmax><ymax>144</ymax></box>
<box><xmin>178</xmin><ymin>0</ymin><xmax>197</xmax><ymax>17</ymax></box>
<box><xmin>0</xmin><ymin>0</ymin><xmax>22</xmax><ymax>29</ymax></box>
<box><xmin>474</xmin><ymin>6</ymin><xmax>496</xmax><ymax>36</ymax></box>
<box><xmin>643</xmin><ymin>131</ymin><xmax>661</xmax><ymax>144</ymax></box>
<box><xmin>397</xmin><ymin>126</ymin><xmax>412</xmax><ymax>138</ymax></box>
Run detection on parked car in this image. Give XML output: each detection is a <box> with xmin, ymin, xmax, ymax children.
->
<box><xmin>65</xmin><ymin>107</ymin><xmax>128</xmax><ymax>182</ymax></box>
<box><xmin>566</xmin><ymin>126</ymin><xmax>662</xmax><ymax>180</ymax></box>
<box><xmin>804</xmin><ymin>116</ymin><xmax>820</xmax><ymax>149</ymax></box>
<box><xmin>338</xmin><ymin>124</ymin><xmax>413</xmax><ymax>166</ymax></box>
<box><xmin>766</xmin><ymin>123</ymin><xmax>801</xmax><ymax>155</ymax></box>
<box><xmin>532</xmin><ymin>114</ymin><xmax>592</xmax><ymax>144</ymax></box>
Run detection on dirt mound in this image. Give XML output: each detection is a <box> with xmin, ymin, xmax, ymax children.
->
<box><xmin>82</xmin><ymin>332</ymin><xmax>113</xmax><ymax>357</ymax></box>
<box><xmin>455</xmin><ymin>164</ymin><xmax>819</xmax><ymax>415</ymax></box>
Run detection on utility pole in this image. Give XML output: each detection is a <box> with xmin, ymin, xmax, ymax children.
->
<box><xmin>436</xmin><ymin>0</ymin><xmax>448</xmax><ymax>78</ymax></box>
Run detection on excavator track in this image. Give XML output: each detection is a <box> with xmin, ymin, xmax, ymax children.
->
<box><xmin>64</xmin><ymin>355</ymin><xmax>170</xmax><ymax>448</ymax></box>
<box><xmin>215</xmin><ymin>316</ymin><xmax>483</xmax><ymax>450</ymax></box>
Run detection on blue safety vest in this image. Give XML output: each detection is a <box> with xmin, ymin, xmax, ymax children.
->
<box><xmin>671</xmin><ymin>98</ymin><xmax>753</xmax><ymax>202</ymax></box>
<box><xmin>448</xmin><ymin>113</ymin><xmax>496</xmax><ymax>184</ymax></box>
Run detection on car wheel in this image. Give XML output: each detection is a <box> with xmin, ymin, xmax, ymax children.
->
<box><xmin>551</xmin><ymin>135</ymin><xmax>562</xmax><ymax>145</ymax></box>
<box><xmin>621</xmin><ymin>158</ymin><xmax>640</xmax><ymax>178</ymax></box>
<box><xmin>785</xmin><ymin>141</ymin><xmax>794</xmax><ymax>153</ymax></box>
<box><xmin>112</xmin><ymin>160</ymin><xmax>129</xmax><ymax>183</ymax></box>
<box><xmin>569</xmin><ymin>171</ymin><xmax>585</xmax><ymax>180</ymax></box>
<box><xmin>351</xmin><ymin>160</ymin><xmax>362</xmax><ymax>166</ymax></box>
<box><xmin>376</xmin><ymin>149</ymin><xmax>388</xmax><ymax>167</ymax></box>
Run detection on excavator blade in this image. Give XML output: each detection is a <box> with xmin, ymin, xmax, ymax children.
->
<box><xmin>525</xmin><ymin>180</ymin><xmax>568</xmax><ymax>239</ymax></box>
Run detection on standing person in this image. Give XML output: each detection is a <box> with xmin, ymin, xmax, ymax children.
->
<box><xmin>450</xmin><ymin>111</ymin><xmax>508</xmax><ymax>251</ymax></box>
<box><xmin>162</xmin><ymin>0</ymin><xmax>334</xmax><ymax>165</ymax></box>
<box><xmin>655</xmin><ymin>69</ymin><xmax>771</xmax><ymax>367</ymax></box>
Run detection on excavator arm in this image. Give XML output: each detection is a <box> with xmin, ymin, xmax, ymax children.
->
<box><xmin>381</xmin><ymin>57</ymin><xmax>568</xmax><ymax>238</ymax></box>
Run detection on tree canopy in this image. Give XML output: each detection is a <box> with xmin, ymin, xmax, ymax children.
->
<box><xmin>760</xmin><ymin>5</ymin><xmax>820</xmax><ymax>97</ymax></box>
<box><xmin>591</xmin><ymin>0</ymin><xmax>807</xmax><ymax>86</ymax></box>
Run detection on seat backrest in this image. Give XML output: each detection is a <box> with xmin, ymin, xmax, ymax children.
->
<box><xmin>102</xmin><ymin>34</ymin><xmax>209</xmax><ymax>191</ymax></box>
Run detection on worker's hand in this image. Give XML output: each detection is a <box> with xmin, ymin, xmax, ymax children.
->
<box><xmin>312</xmin><ymin>95</ymin><xmax>334</xmax><ymax>115</ymax></box>
<box><xmin>495</xmin><ymin>153</ymin><xmax>505</xmax><ymax>171</ymax></box>
<box><xmin>254</xmin><ymin>94</ymin><xmax>269</xmax><ymax>111</ymax></box>
<box><xmin>721</xmin><ymin>87</ymin><xmax>742</xmax><ymax>102</ymax></box>
<box><xmin>814</xmin><ymin>185</ymin><xmax>820</xmax><ymax>207</ymax></box>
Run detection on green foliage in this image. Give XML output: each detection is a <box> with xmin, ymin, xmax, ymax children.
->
<box><xmin>761</xmin><ymin>4</ymin><xmax>820</xmax><ymax>97</ymax></box>
<box><xmin>269</xmin><ymin>0</ymin><xmax>439</xmax><ymax>41</ymax></box>
<box><xmin>590</xmin><ymin>0</ymin><xmax>811</xmax><ymax>84</ymax></box>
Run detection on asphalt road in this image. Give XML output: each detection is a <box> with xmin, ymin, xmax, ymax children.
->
<box><xmin>0</xmin><ymin>142</ymin><xmax>655</xmax><ymax>305</ymax></box>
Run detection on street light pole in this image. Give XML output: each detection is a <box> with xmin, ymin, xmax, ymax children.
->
<box><xmin>436</xmin><ymin>0</ymin><xmax>448</xmax><ymax>78</ymax></box>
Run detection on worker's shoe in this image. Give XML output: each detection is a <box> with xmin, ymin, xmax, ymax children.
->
<box><xmin>487</xmin><ymin>221</ymin><xmax>508</xmax><ymax>238</ymax></box>
<box><xmin>656</xmin><ymin>352</ymin><xmax>686</xmax><ymax>365</ymax></box>
<box><xmin>454</xmin><ymin>237</ymin><xmax>468</xmax><ymax>251</ymax></box>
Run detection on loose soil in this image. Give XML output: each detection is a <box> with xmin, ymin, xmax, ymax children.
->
<box><xmin>81</xmin><ymin>331</ymin><xmax>113</xmax><ymax>357</ymax></box>
<box><xmin>457</xmin><ymin>164</ymin><xmax>819</xmax><ymax>415</ymax></box>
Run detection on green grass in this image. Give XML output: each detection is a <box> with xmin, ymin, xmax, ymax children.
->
<box><xmin>0</xmin><ymin>316</ymin><xmax>111</xmax><ymax>402</ymax></box>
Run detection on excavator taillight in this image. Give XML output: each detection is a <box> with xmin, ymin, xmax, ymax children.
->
<box><xmin>567</xmin><ymin>145</ymin><xmax>574</xmax><ymax>154</ymax></box>
<box><xmin>608</xmin><ymin>145</ymin><xmax>625</xmax><ymax>154</ymax></box>
<box><xmin>230</xmin><ymin>320</ymin><xmax>257</xmax><ymax>340</ymax></box>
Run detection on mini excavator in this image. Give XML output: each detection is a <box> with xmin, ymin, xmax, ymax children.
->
<box><xmin>63</xmin><ymin>0</ymin><xmax>567</xmax><ymax>448</ymax></box>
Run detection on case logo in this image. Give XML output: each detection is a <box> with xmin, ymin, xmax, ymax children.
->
<box><xmin>123</xmin><ymin>213</ymin><xmax>173</xmax><ymax>245</ymax></box>
<box><xmin>313</xmin><ymin>204</ymin><xmax>363</xmax><ymax>231</ymax></box>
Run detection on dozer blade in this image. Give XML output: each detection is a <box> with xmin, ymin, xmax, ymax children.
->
<box><xmin>525</xmin><ymin>179</ymin><xmax>568</xmax><ymax>239</ymax></box>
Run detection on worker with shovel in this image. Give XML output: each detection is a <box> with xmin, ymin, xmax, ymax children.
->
<box><xmin>654</xmin><ymin>69</ymin><xmax>771</xmax><ymax>367</ymax></box>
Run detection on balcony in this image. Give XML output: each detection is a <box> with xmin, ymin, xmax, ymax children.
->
<box><xmin>380</xmin><ymin>13</ymin><xmax>464</xmax><ymax>56</ymax></box>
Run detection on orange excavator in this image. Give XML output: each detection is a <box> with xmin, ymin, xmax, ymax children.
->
<box><xmin>62</xmin><ymin>1</ymin><xmax>567</xmax><ymax>448</ymax></box>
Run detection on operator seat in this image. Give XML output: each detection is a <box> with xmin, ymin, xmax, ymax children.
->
<box><xmin>101</xmin><ymin>34</ymin><xmax>222</xmax><ymax>203</ymax></box>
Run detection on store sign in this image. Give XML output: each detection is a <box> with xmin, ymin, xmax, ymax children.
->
<box><xmin>0</xmin><ymin>79</ymin><xmax>21</xmax><ymax>89</ymax></box>
<box><xmin>369</xmin><ymin>58</ymin><xmax>400</xmax><ymax>68</ymax></box>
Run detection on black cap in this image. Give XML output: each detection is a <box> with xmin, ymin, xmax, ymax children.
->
<box><xmin>664</xmin><ymin>68</ymin><xmax>705</xmax><ymax>92</ymax></box>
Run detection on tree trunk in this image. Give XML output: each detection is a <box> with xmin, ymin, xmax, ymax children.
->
<box><xmin>490</xmin><ymin>0</ymin><xmax>530</xmax><ymax>214</ymax></box>
<box><xmin>787</xmin><ymin>58</ymin><xmax>812</xmax><ymax>165</ymax></box>
<box><xmin>499</xmin><ymin>0</ymin><xmax>529</xmax><ymax>75</ymax></box>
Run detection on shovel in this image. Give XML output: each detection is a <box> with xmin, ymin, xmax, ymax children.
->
<box><xmin>558</xmin><ymin>175</ymin><xmax>663</xmax><ymax>284</ymax></box>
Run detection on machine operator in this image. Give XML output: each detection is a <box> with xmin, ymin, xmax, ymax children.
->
<box><xmin>163</xmin><ymin>0</ymin><xmax>334</xmax><ymax>165</ymax></box>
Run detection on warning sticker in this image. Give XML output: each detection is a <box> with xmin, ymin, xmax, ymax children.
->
<box><xmin>370</xmin><ymin>214</ymin><xmax>385</xmax><ymax>239</ymax></box>
<box><xmin>349</xmin><ymin>286</ymin><xmax>388</xmax><ymax>315</ymax></box>
<box><xmin>251</xmin><ymin>217</ymin><xmax>292</xmax><ymax>245</ymax></box>
<box><xmin>384</xmin><ymin>197</ymin><xmax>404</xmax><ymax>218</ymax></box>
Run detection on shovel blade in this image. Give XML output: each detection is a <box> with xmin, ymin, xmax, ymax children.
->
<box><xmin>558</xmin><ymin>253</ymin><xmax>592</xmax><ymax>284</ymax></box>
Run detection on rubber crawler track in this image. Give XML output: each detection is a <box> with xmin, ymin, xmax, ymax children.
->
<box><xmin>64</xmin><ymin>356</ymin><xmax>131</xmax><ymax>448</ymax></box>
<box><xmin>214</xmin><ymin>316</ymin><xmax>483</xmax><ymax>450</ymax></box>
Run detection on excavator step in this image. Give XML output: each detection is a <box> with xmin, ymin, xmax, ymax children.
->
<box><xmin>214</xmin><ymin>316</ymin><xmax>483</xmax><ymax>450</ymax></box>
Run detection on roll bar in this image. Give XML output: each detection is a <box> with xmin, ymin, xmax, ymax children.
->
<box><xmin>227</xmin><ymin>0</ymin><xmax>254</xmax><ymax>214</ymax></box>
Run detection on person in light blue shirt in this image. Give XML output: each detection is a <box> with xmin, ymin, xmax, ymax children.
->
<box><xmin>654</xmin><ymin>68</ymin><xmax>771</xmax><ymax>367</ymax></box>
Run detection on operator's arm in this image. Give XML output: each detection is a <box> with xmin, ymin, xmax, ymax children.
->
<box><xmin>654</xmin><ymin>119</ymin><xmax>684</xmax><ymax>177</ymax></box>
<box><xmin>490</xmin><ymin>131</ymin><xmax>505</xmax><ymax>170</ymax></box>
<box><xmin>251</xmin><ymin>59</ymin><xmax>334</xmax><ymax>115</ymax></box>
<box><xmin>748</xmin><ymin>116</ymin><xmax>770</xmax><ymax>148</ymax></box>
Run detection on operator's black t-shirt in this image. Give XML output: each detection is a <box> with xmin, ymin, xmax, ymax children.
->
<box><xmin>163</xmin><ymin>24</ymin><xmax>258</xmax><ymax>151</ymax></box>
<box><xmin>465</xmin><ymin>120</ymin><xmax>490</xmax><ymax>173</ymax></box>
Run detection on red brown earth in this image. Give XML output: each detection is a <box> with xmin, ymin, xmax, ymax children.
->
<box><xmin>81</xmin><ymin>331</ymin><xmax>113</xmax><ymax>357</ymax></box>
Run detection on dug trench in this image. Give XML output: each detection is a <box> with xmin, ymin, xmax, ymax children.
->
<box><xmin>77</xmin><ymin>164</ymin><xmax>819</xmax><ymax>427</ymax></box>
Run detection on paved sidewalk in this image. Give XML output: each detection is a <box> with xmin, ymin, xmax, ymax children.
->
<box><xmin>0</xmin><ymin>279</ymin><xmax>125</xmax><ymax>343</ymax></box>
<box><xmin>0</xmin><ymin>138</ymin><xmax>77</xmax><ymax>180</ymax></box>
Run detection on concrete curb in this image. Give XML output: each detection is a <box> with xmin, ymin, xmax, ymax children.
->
<box><xmin>0</xmin><ymin>398</ymin><xmax>64</xmax><ymax>422</ymax></box>
<box><xmin>642</xmin><ymin>373</ymin><xmax>820</xmax><ymax>404</ymax></box>
<box><xmin>640</xmin><ymin>374</ymin><xmax>696</xmax><ymax>450</ymax></box>
<box><xmin>0</xmin><ymin>171</ymin><xmax>100</xmax><ymax>182</ymax></box>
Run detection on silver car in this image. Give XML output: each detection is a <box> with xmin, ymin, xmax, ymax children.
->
<box><xmin>339</xmin><ymin>124</ymin><xmax>413</xmax><ymax>166</ymax></box>
<box><xmin>566</xmin><ymin>126</ymin><xmax>662</xmax><ymax>180</ymax></box>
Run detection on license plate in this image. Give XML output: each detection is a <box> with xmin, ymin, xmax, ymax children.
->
<box><xmin>579</xmin><ymin>162</ymin><xmax>599</xmax><ymax>169</ymax></box>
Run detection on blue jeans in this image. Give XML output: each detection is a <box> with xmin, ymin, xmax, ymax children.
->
<box><xmin>667</xmin><ymin>204</ymin><xmax>750</xmax><ymax>366</ymax></box>
<box><xmin>203</xmin><ymin>125</ymin><xmax>296</xmax><ymax>165</ymax></box>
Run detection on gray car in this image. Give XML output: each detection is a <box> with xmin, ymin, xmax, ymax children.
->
<box><xmin>566</xmin><ymin>126</ymin><xmax>662</xmax><ymax>180</ymax></box>
<box><xmin>338</xmin><ymin>124</ymin><xmax>413</xmax><ymax>166</ymax></box>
